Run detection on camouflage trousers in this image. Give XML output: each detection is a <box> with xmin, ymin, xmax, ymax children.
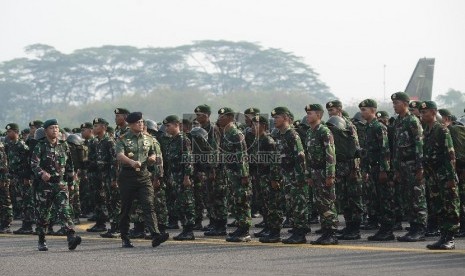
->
<box><xmin>366</xmin><ymin>165</ymin><xmax>396</xmax><ymax>226</ymax></box>
<box><xmin>259</xmin><ymin>175</ymin><xmax>283</xmax><ymax>230</ymax></box>
<box><xmin>10</xmin><ymin>176</ymin><xmax>35</xmax><ymax>224</ymax></box>
<box><xmin>153</xmin><ymin>181</ymin><xmax>168</xmax><ymax>227</ymax></box>
<box><xmin>0</xmin><ymin>180</ymin><xmax>13</xmax><ymax>226</ymax></box>
<box><xmin>92</xmin><ymin>171</ymin><xmax>121</xmax><ymax>224</ymax></box>
<box><xmin>457</xmin><ymin>165</ymin><xmax>465</xmax><ymax>225</ymax></box>
<box><xmin>192</xmin><ymin>171</ymin><xmax>206</xmax><ymax>223</ymax></box>
<box><xmin>226</xmin><ymin>169</ymin><xmax>251</xmax><ymax>228</ymax></box>
<box><xmin>396</xmin><ymin>160</ymin><xmax>427</xmax><ymax>226</ymax></box>
<box><xmin>165</xmin><ymin>172</ymin><xmax>178</xmax><ymax>222</ymax></box>
<box><xmin>171</xmin><ymin>172</ymin><xmax>196</xmax><ymax>227</ymax></box>
<box><xmin>68</xmin><ymin>179</ymin><xmax>81</xmax><ymax>219</ymax></box>
<box><xmin>335</xmin><ymin>161</ymin><xmax>363</xmax><ymax>224</ymax></box>
<box><xmin>207</xmin><ymin>169</ymin><xmax>228</xmax><ymax>223</ymax></box>
<box><xmin>78</xmin><ymin>170</ymin><xmax>94</xmax><ymax>215</ymax></box>
<box><xmin>310</xmin><ymin>168</ymin><xmax>338</xmax><ymax>231</ymax></box>
<box><xmin>282</xmin><ymin>171</ymin><xmax>309</xmax><ymax>230</ymax></box>
<box><xmin>251</xmin><ymin>173</ymin><xmax>263</xmax><ymax>215</ymax></box>
<box><xmin>35</xmin><ymin>181</ymin><xmax>75</xmax><ymax>236</ymax></box>
<box><xmin>424</xmin><ymin>166</ymin><xmax>460</xmax><ymax>233</ymax></box>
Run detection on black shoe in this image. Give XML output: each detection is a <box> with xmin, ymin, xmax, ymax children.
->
<box><xmin>166</xmin><ymin>223</ymin><xmax>180</xmax><ymax>229</ymax></box>
<box><xmin>253</xmin><ymin>228</ymin><xmax>270</xmax><ymax>238</ymax></box>
<box><xmin>67</xmin><ymin>235</ymin><xmax>82</xmax><ymax>250</ymax></box>
<box><xmin>367</xmin><ymin>227</ymin><xmax>395</xmax><ymax>241</ymax></box>
<box><xmin>427</xmin><ymin>232</ymin><xmax>455</xmax><ymax>250</ymax></box>
<box><xmin>254</xmin><ymin>220</ymin><xmax>266</xmax><ymax>228</ymax></box>
<box><xmin>202</xmin><ymin>224</ymin><xmax>213</xmax><ymax>232</ymax></box>
<box><xmin>309</xmin><ymin>215</ymin><xmax>319</xmax><ymax>225</ymax></box>
<box><xmin>282</xmin><ymin>229</ymin><xmax>307</xmax><ymax>244</ymax></box>
<box><xmin>259</xmin><ymin>229</ymin><xmax>281</xmax><ymax>243</ymax></box>
<box><xmin>337</xmin><ymin>230</ymin><xmax>361</xmax><ymax>240</ymax></box>
<box><xmin>425</xmin><ymin>228</ymin><xmax>441</xmax><ymax>237</ymax></box>
<box><xmin>314</xmin><ymin>228</ymin><xmax>324</xmax><ymax>234</ymax></box>
<box><xmin>173</xmin><ymin>230</ymin><xmax>195</xmax><ymax>241</ymax></box>
<box><xmin>226</xmin><ymin>228</ymin><xmax>251</xmax><ymax>242</ymax></box>
<box><xmin>310</xmin><ymin>231</ymin><xmax>338</xmax><ymax>245</ymax></box>
<box><xmin>227</xmin><ymin>220</ymin><xmax>238</xmax><ymax>228</ymax></box>
<box><xmin>204</xmin><ymin>227</ymin><xmax>227</xmax><ymax>236</ymax></box>
<box><xmin>228</xmin><ymin>228</ymin><xmax>242</xmax><ymax>237</ymax></box>
<box><xmin>192</xmin><ymin>222</ymin><xmax>204</xmax><ymax>231</ymax></box>
<box><xmin>86</xmin><ymin>223</ymin><xmax>107</xmax><ymax>232</ymax></box>
<box><xmin>282</xmin><ymin>218</ymin><xmax>292</xmax><ymax>229</ymax></box>
<box><xmin>0</xmin><ymin>225</ymin><xmax>12</xmax><ymax>234</ymax></box>
<box><xmin>397</xmin><ymin>224</ymin><xmax>426</xmax><ymax>242</ymax></box>
<box><xmin>392</xmin><ymin>222</ymin><xmax>403</xmax><ymax>231</ymax></box>
<box><xmin>100</xmin><ymin>230</ymin><xmax>121</xmax><ymax>238</ymax></box>
<box><xmin>38</xmin><ymin>236</ymin><xmax>48</xmax><ymax>251</ymax></box>
<box><xmin>122</xmin><ymin>237</ymin><xmax>134</xmax><ymax>248</ymax></box>
<box><xmin>54</xmin><ymin>227</ymin><xmax>67</xmax><ymax>236</ymax></box>
<box><xmin>360</xmin><ymin>221</ymin><xmax>379</xmax><ymax>230</ymax></box>
<box><xmin>47</xmin><ymin>227</ymin><xmax>55</xmax><ymax>235</ymax></box>
<box><xmin>152</xmin><ymin>233</ymin><xmax>169</xmax><ymax>247</ymax></box>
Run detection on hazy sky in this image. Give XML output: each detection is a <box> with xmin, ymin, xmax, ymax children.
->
<box><xmin>1</xmin><ymin>0</ymin><xmax>464</xmax><ymax>104</ymax></box>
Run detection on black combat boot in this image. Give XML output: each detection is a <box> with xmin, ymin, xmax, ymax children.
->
<box><xmin>309</xmin><ymin>212</ymin><xmax>320</xmax><ymax>224</ymax></box>
<box><xmin>282</xmin><ymin>217</ymin><xmax>293</xmax><ymax>228</ymax></box>
<box><xmin>204</xmin><ymin>219</ymin><xmax>227</xmax><ymax>236</ymax></box>
<box><xmin>13</xmin><ymin>221</ymin><xmax>33</xmax><ymax>235</ymax></box>
<box><xmin>167</xmin><ymin>217</ymin><xmax>180</xmax><ymax>229</ymax></box>
<box><xmin>360</xmin><ymin>217</ymin><xmax>379</xmax><ymax>230</ymax></box>
<box><xmin>367</xmin><ymin>224</ymin><xmax>395</xmax><ymax>241</ymax></box>
<box><xmin>310</xmin><ymin>230</ymin><xmax>338</xmax><ymax>245</ymax></box>
<box><xmin>226</xmin><ymin>227</ymin><xmax>251</xmax><ymax>242</ymax></box>
<box><xmin>0</xmin><ymin>222</ymin><xmax>12</xmax><ymax>234</ymax></box>
<box><xmin>259</xmin><ymin>229</ymin><xmax>281</xmax><ymax>243</ymax></box>
<box><xmin>425</xmin><ymin>217</ymin><xmax>440</xmax><ymax>237</ymax></box>
<box><xmin>192</xmin><ymin>219</ymin><xmax>204</xmax><ymax>231</ymax></box>
<box><xmin>173</xmin><ymin>224</ymin><xmax>195</xmax><ymax>241</ymax></box>
<box><xmin>86</xmin><ymin>221</ymin><xmax>107</xmax><ymax>232</ymax></box>
<box><xmin>397</xmin><ymin>223</ymin><xmax>426</xmax><ymax>242</ymax></box>
<box><xmin>253</xmin><ymin>228</ymin><xmax>270</xmax><ymax>238</ymax></box>
<box><xmin>255</xmin><ymin>220</ymin><xmax>266</xmax><ymax>228</ymax></box>
<box><xmin>427</xmin><ymin>231</ymin><xmax>455</xmax><ymax>250</ymax></box>
<box><xmin>121</xmin><ymin>235</ymin><xmax>134</xmax><ymax>248</ymax></box>
<box><xmin>282</xmin><ymin>228</ymin><xmax>307</xmax><ymax>244</ymax></box>
<box><xmin>456</xmin><ymin>222</ymin><xmax>465</xmax><ymax>238</ymax></box>
<box><xmin>337</xmin><ymin>222</ymin><xmax>361</xmax><ymax>240</ymax></box>
<box><xmin>129</xmin><ymin>222</ymin><xmax>145</xmax><ymax>238</ymax></box>
<box><xmin>101</xmin><ymin>223</ymin><xmax>121</xmax><ymax>238</ymax></box>
<box><xmin>392</xmin><ymin>220</ymin><xmax>403</xmax><ymax>231</ymax></box>
<box><xmin>151</xmin><ymin>230</ymin><xmax>169</xmax><ymax>247</ymax></box>
<box><xmin>67</xmin><ymin>232</ymin><xmax>82</xmax><ymax>250</ymax></box>
<box><xmin>227</xmin><ymin>220</ymin><xmax>238</xmax><ymax>227</ymax></box>
<box><xmin>38</xmin><ymin>234</ymin><xmax>48</xmax><ymax>251</ymax></box>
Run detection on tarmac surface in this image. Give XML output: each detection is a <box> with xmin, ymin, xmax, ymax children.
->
<box><xmin>1</xmin><ymin>218</ymin><xmax>464</xmax><ymax>276</ymax></box>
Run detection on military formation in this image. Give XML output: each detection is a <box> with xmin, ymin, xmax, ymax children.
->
<box><xmin>0</xmin><ymin>91</ymin><xmax>464</xmax><ymax>251</ymax></box>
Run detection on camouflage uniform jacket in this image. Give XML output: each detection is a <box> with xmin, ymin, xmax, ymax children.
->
<box><xmin>275</xmin><ymin>125</ymin><xmax>306</xmax><ymax>182</ymax></box>
<box><xmin>166</xmin><ymin>132</ymin><xmax>193</xmax><ymax>177</ymax></box>
<box><xmin>220</xmin><ymin>123</ymin><xmax>249</xmax><ymax>177</ymax></box>
<box><xmin>362</xmin><ymin>119</ymin><xmax>390</xmax><ymax>173</ymax></box>
<box><xmin>305</xmin><ymin>123</ymin><xmax>336</xmax><ymax>178</ymax></box>
<box><xmin>0</xmin><ymin>142</ymin><xmax>8</xmax><ymax>180</ymax></box>
<box><xmin>5</xmin><ymin>139</ymin><xmax>30</xmax><ymax>179</ymax></box>
<box><xmin>30</xmin><ymin>139</ymin><xmax>74</xmax><ymax>184</ymax></box>
<box><xmin>88</xmin><ymin>133</ymin><xmax>117</xmax><ymax>182</ymax></box>
<box><xmin>249</xmin><ymin>133</ymin><xmax>280</xmax><ymax>181</ymax></box>
<box><xmin>423</xmin><ymin>121</ymin><xmax>456</xmax><ymax>181</ymax></box>
<box><xmin>393</xmin><ymin>111</ymin><xmax>423</xmax><ymax>170</ymax></box>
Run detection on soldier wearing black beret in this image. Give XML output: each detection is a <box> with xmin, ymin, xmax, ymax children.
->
<box><xmin>115</xmin><ymin>108</ymin><xmax>130</xmax><ymax>139</ymax></box>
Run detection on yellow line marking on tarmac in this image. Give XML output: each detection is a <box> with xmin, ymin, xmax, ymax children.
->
<box><xmin>2</xmin><ymin>233</ymin><xmax>465</xmax><ymax>255</ymax></box>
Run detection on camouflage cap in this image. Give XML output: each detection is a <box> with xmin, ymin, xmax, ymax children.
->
<box><xmin>163</xmin><ymin>115</ymin><xmax>180</xmax><ymax>124</ymax></box>
<box><xmin>218</xmin><ymin>107</ymin><xmax>234</xmax><ymax>115</ymax></box>
<box><xmin>359</xmin><ymin>99</ymin><xmax>377</xmax><ymax>108</ymax></box>
<box><xmin>305</xmin><ymin>104</ymin><xmax>324</xmax><ymax>112</ymax></box>
<box><xmin>194</xmin><ymin>104</ymin><xmax>211</xmax><ymax>115</ymax></box>
<box><xmin>438</xmin><ymin>108</ymin><xmax>452</xmax><ymax>117</ymax></box>
<box><xmin>114</xmin><ymin>108</ymin><xmax>130</xmax><ymax>115</ymax></box>
<box><xmin>391</xmin><ymin>92</ymin><xmax>410</xmax><ymax>102</ymax></box>
<box><xmin>43</xmin><ymin>119</ymin><xmax>58</xmax><ymax>129</ymax></box>
<box><xmin>93</xmin><ymin>117</ymin><xmax>109</xmax><ymax>126</ymax></box>
<box><xmin>271</xmin><ymin>106</ymin><xmax>291</xmax><ymax>116</ymax></box>
<box><xmin>80</xmin><ymin>122</ymin><xmax>93</xmax><ymax>129</ymax></box>
<box><xmin>409</xmin><ymin>101</ymin><xmax>421</xmax><ymax>109</ymax></box>
<box><xmin>251</xmin><ymin>114</ymin><xmax>268</xmax><ymax>125</ymax></box>
<box><xmin>29</xmin><ymin>120</ymin><xmax>43</xmax><ymax>128</ymax></box>
<box><xmin>5</xmin><ymin>123</ymin><xmax>19</xmax><ymax>131</ymax></box>
<box><xmin>419</xmin><ymin>101</ymin><xmax>437</xmax><ymax>111</ymax></box>
<box><xmin>376</xmin><ymin>111</ymin><xmax>390</xmax><ymax>119</ymax></box>
<box><xmin>126</xmin><ymin>112</ymin><xmax>143</xmax><ymax>123</ymax></box>
<box><xmin>326</xmin><ymin>100</ymin><xmax>342</xmax><ymax>109</ymax></box>
<box><xmin>244</xmin><ymin>107</ymin><xmax>260</xmax><ymax>115</ymax></box>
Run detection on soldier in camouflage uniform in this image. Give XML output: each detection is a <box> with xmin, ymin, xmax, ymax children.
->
<box><xmin>305</xmin><ymin>104</ymin><xmax>338</xmax><ymax>245</ymax></box>
<box><xmin>357</xmin><ymin>100</ymin><xmax>397</xmax><ymax>241</ymax></box>
<box><xmin>115</xmin><ymin>112</ymin><xmax>168</xmax><ymax>248</ymax></box>
<box><xmin>217</xmin><ymin>107</ymin><xmax>252</xmax><ymax>242</ymax></box>
<box><xmin>391</xmin><ymin>92</ymin><xmax>427</xmax><ymax>242</ymax></box>
<box><xmin>419</xmin><ymin>101</ymin><xmax>459</xmax><ymax>250</ymax></box>
<box><xmin>114</xmin><ymin>108</ymin><xmax>130</xmax><ymax>139</ymax></box>
<box><xmin>5</xmin><ymin>123</ymin><xmax>34</xmax><ymax>234</ymax></box>
<box><xmin>244</xmin><ymin>108</ymin><xmax>261</xmax><ymax>220</ymax></box>
<box><xmin>79</xmin><ymin>122</ymin><xmax>95</xmax><ymax>219</ymax></box>
<box><xmin>85</xmin><ymin>118</ymin><xmax>121</xmax><ymax>238</ymax></box>
<box><xmin>163</xmin><ymin>115</ymin><xmax>196</xmax><ymax>240</ymax></box>
<box><xmin>326</xmin><ymin>101</ymin><xmax>364</xmax><ymax>239</ymax></box>
<box><xmin>31</xmin><ymin>119</ymin><xmax>82</xmax><ymax>251</ymax></box>
<box><xmin>0</xmin><ymin>141</ymin><xmax>13</xmax><ymax>233</ymax></box>
<box><xmin>249</xmin><ymin>115</ymin><xmax>283</xmax><ymax>243</ymax></box>
<box><xmin>272</xmin><ymin>106</ymin><xmax>308</xmax><ymax>244</ymax></box>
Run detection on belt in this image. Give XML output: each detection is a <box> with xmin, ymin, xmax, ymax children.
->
<box><xmin>122</xmin><ymin>166</ymin><xmax>147</xmax><ymax>172</ymax></box>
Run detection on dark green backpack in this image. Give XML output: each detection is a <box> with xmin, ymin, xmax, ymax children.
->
<box><xmin>328</xmin><ymin>126</ymin><xmax>358</xmax><ymax>162</ymax></box>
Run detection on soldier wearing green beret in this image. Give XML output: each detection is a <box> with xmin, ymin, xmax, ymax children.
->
<box><xmin>247</xmin><ymin>114</ymin><xmax>283</xmax><ymax>243</ymax></box>
<box><xmin>376</xmin><ymin>111</ymin><xmax>390</xmax><ymax>126</ymax></box>
<box><xmin>409</xmin><ymin>101</ymin><xmax>422</xmax><ymax>119</ymax></box>
<box><xmin>326</xmin><ymin>100</ymin><xmax>364</xmax><ymax>236</ymax></box>
<box><xmin>115</xmin><ymin>112</ymin><xmax>168</xmax><ymax>248</ymax></box>
<box><xmin>0</xmin><ymin>138</ymin><xmax>12</xmax><ymax>233</ymax></box>
<box><xmin>271</xmin><ymin>106</ymin><xmax>309</xmax><ymax>244</ymax></box>
<box><xmin>31</xmin><ymin>119</ymin><xmax>82</xmax><ymax>251</ymax></box>
<box><xmin>391</xmin><ymin>92</ymin><xmax>427</xmax><ymax>242</ymax></box>
<box><xmin>216</xmin><ymin>107</ymin><xmax>252</xmax><ymax>242</ymax></box>
<box><xmin>163</xmin><ymin>115</ymin><xmax>196</xmax><ymax>240</ymax></box>
<box><xmin>79</xmin><ymin>122</ymin><xmax>95</xmax><ymax>220</ymax></box>
<box><xmin>304</xmin><ymin>104</ymin><xmax>338</xmax><ymax>245</ymax></box>
<box><xmin>419</xmin><ymin>101</ymin><xmax>459</xmax><ymax>249</ymax></box>
<box><xmin>86</xmin><ymin>118</ymin><xmax>121</xmax><ymax>238</ymax></box>
<box><xmin>4</xmin><ymin>123</ymin><xmax>34</xmax><ymax>235</ymax></box>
